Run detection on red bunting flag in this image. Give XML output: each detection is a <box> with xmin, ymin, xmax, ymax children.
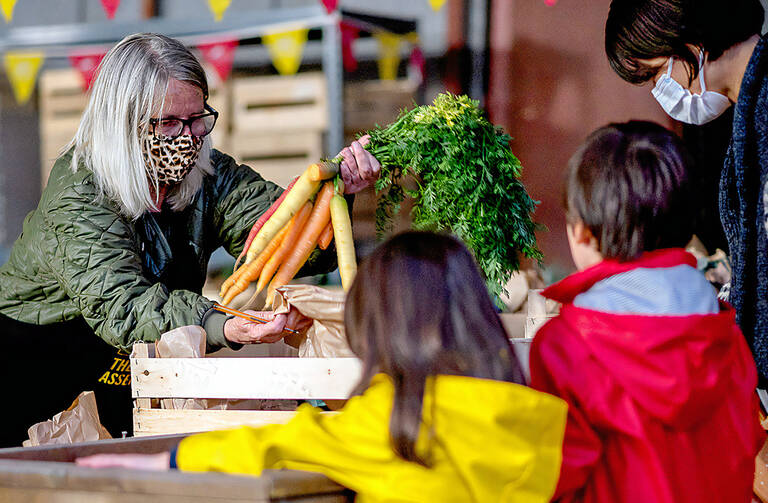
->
<box><xmin>100</xmin><ymin>0</ymin><xmax>120</xmax><ymax>19</ymax></box>
<box><xmin>69</xmin><ymin>51</ymin><xmax>107</xmax><ymax>91</ymax></box>
<box><xmin>197</xmin><ymin>38</ymin><xmax>238</xmax><ymax>83</ymax></box>
<box><xmin>340</xmin><ymin>22</ymin><xmax>360</xmax><ymax>72</ymax></box>
<box><xmin>320</xmin><ymin>0</ymin><xmax>338</xmax><ymax>13</ymax></box>
<box><xmin>544</xmin><ymin>0</ymin><xmax>558</xmax><ymax>5</ymax></box>
<box><xmin>408</xmin><ymin>45</ymin><xmax>425</xmax><ymax>84</ymax></box>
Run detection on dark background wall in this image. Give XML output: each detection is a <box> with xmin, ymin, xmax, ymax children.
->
<box><xmin>487</xmin><ymin>0</ymin><xmax>675</xmax><ymax>278</ymax></box>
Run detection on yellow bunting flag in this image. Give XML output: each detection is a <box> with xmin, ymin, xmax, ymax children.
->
<box><xmin>1</xmin><ymin>0</ymin><xmax>18</xmax><ymax>23</ymax></box>
<box><xmin>4</xmin><ymin>51</ymin><xmax>44</xmax><ymax>104</ymax></box>
<box><xmin>428</xmin><ymin>0</ymin><xmax>447</xmax><ymax>11</ymax></box>
<box><xmin>263</xmin><ymin>28</ymin><xmax>309</xmax><ymax>76</ymax></box>
<box><xmin>207</xmin><ymin>0</ymin><xmax>231</xmax><ymax>22</ymax></box>
<box><xmin>374</xmin><ymin>32</ymin><xmax>402</xmax><ymax>81</ymax></box>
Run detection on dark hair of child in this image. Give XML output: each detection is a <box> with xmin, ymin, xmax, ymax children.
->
<box><xmin>564</xmin><ymin>120</ymin><xmax>695</xmax><ymax>261</ymax></box>
<box><xmin>605</xmin><ymin>0</ymin><xmax>763</xmax><ymax>85</ymax></box>
<box><xmin>343</xmin><ymin>231</ymin><xmax>526</xmax><ymax>466</ymax></box>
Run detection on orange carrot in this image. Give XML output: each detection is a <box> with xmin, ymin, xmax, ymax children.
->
<box><xmin>223</xmin><ymin>218</ymin><xmax>292</xmax><ymax>305</ymax></box>
<box><xmin>234</xmin><ymin>176</ymin><xmax>298</xmax><ymax>271</ymax></box>
<box><xmin>265</xmin><ymin>181</ymin><xmax>334</xmax><ymax>307</ymax></box>
<box><xmin>317</xmin><ymin>221</ymin><xmax>334</xmax><ymax>250</ymax></box>
<box><xmin>255</xmin><ymin>200</ymin><xmax>313</xmax><ymax>295</ymax></box>
<box><xmin>219</xmin><ymin>263</ymin><xmax>247</xmax><ymax>299</ymax></box>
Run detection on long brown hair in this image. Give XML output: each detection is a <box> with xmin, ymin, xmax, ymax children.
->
<box><xmin>344</xmin><ymin>231</ymin><xmax>525</xmax><ymax>466</ymax></box>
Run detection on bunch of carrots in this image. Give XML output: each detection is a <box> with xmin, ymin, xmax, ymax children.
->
<box><xmin>219</xmin><ymin>161</ymin><xmax>356</xmax><ymax>307</ymax></box>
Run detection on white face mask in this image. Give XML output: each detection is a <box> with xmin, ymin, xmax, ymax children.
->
<box><xmin>651</xmin><ymin>52</ymin><xmax>731</xmax><ymax>125</ymax></box>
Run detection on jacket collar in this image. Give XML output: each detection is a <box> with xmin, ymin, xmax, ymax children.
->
<box><xmin>543</xmin><ymin>248</ymin><xmax>697</xmax><ymax>305</ymax></box>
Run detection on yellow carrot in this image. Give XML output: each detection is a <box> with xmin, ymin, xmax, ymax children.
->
<box><xmin>330</xmin><ymin>191</ymin><xmax>357</xmax><ymax>290</ymax></box>
<box><xmin>223</xmin><ymin>218</ymin><xmax>291</xmax><ymax>305</ymax></box>
<box><xmin>245</xmin><ymin>169</ymin><xmax>321</xmax><ymax>264</ymax></box>
<box><xmin>307</xmin><ymin>161</ymin><xmax>340</xmax><ymax>182</ymax></box>
<box><xmin>317</xmin><ymin>221</ymin><xmax>334</xmax><ymax>250</ymax></box>
<box><xmin>255</xmin><ymin>200</ymin><xmax>313</xmax><ymax>295</ymax></box>
<box><xmin>265</xmin><ymin>181</ymin><xmax>335</xmax><ymax>307</ymax></box>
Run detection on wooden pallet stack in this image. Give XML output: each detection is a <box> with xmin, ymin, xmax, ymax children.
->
<box><xmin>228</xmin><ymin>72</ymin><xmax>328</xmax><ymax>189</ymax></box>
<box><xmin>37</xmin><ymin>68</ymin><xmax>230</xmax><ymax>189</ymax></box>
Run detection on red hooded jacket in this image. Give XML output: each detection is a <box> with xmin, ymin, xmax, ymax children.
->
<box><xmin>530</xmin><ymin>249</ymin><xmax>763</xmax><ymax>503</ymax></box>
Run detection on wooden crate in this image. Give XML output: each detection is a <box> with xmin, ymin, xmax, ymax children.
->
<box><xmin>38</xmin><ymin>68</ymin><xmax>231</xmax><ymax>189</ymax></box>
<box><xmin>131</xmin><ymin>343</ymin><xmax>361</xmax><ymax>437</ymax></box>
<box><xmin>0</xmin><ymin>434</ymin><xmax>353</xmax><ymax>502</ymax></box>
<box><xmin>343</xmin><ymin>79</ymin><xmax>418</xmax><ymax>140</ymax></box>
<box><xmin>229</xmin><ymin>73</ymin><xmax>327</xmax><ymax>188</ymax></box>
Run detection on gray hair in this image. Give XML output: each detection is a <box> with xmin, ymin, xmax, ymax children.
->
<box><xmin>69</xmin><ymin>33</ymin><xmax>213</xmax><ymax>219</ymax></box>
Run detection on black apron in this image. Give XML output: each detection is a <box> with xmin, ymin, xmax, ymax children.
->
<box><xmin>0</xmin><ymin>206</ymin><xmax>207</xmax><ymax>448</ymax></box>
<box><xmin>0</xmin><ymin>312</ymin><xmax>133</xmax><ymax>447</ymax></box>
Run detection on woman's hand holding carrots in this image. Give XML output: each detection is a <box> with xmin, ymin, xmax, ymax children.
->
<box><xmin>223</xmin><ymin>307</ymin><xmax>311</xmax><ymax>345</ymax></box>
<box><xmin>338</xmin><ymin>135</ymin><xmax>381</xmax><ymax>194</ymax></box>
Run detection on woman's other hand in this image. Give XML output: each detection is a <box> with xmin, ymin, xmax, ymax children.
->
<box><xmin>338</xmin><ymin>135</ymin><xmax>381</xmax><ymax>194</ymax></box>
<box><xmin>76</xmin><ymin>452</ymin><xmax>170</xmax><ymax>471</ymax></box>
<box><xmin>223</xmin><ymin>307</ymin><xmax>312</xmax><ymax>345</ymax></box>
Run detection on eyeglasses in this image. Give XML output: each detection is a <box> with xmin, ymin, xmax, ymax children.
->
<box><xmin>149</xmin><ymin>104</ymin><xmax>218</xmax><ymax>139</ymax></box>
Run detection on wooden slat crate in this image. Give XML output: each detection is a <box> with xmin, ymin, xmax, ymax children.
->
<box><xmin>0</xmin><ymin>434</ymin><xmax>353</xmax><ymax>502</ymax></box>
<box><xmin>343</xmin><ymin>79</ymin><xmax>418</xmax><ymax>141</ymax></box>
<box><xmin>38</xmin><ymin>68</ymin><xmax>231</xmax><ymax>189</ymax></box>
<box><xmin>131</xmin><ymin>342</ymin><xmax>361</xmax><ymax>437</ymax></box>
<box><xmin>229</xmin><ymin>73</ymin><xmax>328</xmax><ymax>188</ymax></box>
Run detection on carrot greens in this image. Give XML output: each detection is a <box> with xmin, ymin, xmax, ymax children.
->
<box><xmin>362</xmin><ymin>93</ymin><xmax>542</xmax><ymax>297</ymax></box>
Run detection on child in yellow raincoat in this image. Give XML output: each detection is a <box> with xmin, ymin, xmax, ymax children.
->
<box><xmin>78</xmin><ymin>231</ymin><xmax>567</xmax><ymax>502</ymax></box>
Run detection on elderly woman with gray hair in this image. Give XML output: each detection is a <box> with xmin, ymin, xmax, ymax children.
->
<box><xmin>0</xmin><ymin>33</ymin><xmax>380</xmax><ymax>446</ymax></box>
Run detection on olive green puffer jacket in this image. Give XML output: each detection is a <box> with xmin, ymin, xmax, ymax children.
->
<box><xmin>0</xmin><ymin>148</ymin><xmax>332</xmax><ymax>351</ymax></box>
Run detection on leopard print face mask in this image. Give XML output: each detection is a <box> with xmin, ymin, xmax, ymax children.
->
<box><xmin>143</xmin><ymin>134</ymin><xmax>204</xmax><ymax>184</ymax></box>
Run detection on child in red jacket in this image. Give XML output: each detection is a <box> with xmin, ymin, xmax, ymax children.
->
<box><xmin>530</xmin><ymin>121</ymin><xmax>764</xmax><ymax>503</ymax></box>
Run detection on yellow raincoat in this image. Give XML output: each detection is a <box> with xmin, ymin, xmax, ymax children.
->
<box><xmin>176</xmin><ymin>374</ymin><xmax>567</xmax><ymax>502</ymax></box>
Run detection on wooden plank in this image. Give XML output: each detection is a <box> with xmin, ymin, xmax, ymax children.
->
<box><xmin>133</xmin><ymin>409</ymin><xmax>332</xmax><ymax>437</ymax></box>
<box><xmin>131</xmin><ymin>357</ymin><xmax>362</xmax><ymax>400</ymax></box>
<box><xmin>0</xmin><ymin>436</ymin><xmax>353</xmax><ymax>501</ymax></box>
<box><xmin>0</xmin><ymin>460</ymin><xmax>351</xmax><ymax>502</ymax></box>
<box><xmin>132</xmin><ymin>343</ymin><xmax>153</xmax><ymax>410</ymax></box>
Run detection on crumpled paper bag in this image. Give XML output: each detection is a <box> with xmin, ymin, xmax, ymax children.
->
<box><xmin>272</xmin><ymin>284</ymin><xmax>355</xmax><ymax>358</ymax></box>
<box><xmin>156</xmin><ymin>326</ymin><xmax>210</xmax><ymax>410</ymax></box>
<box><xmin>23</xmin><ymin>391</ymin><xmax>111</xmax><ymax>447</ymax></box>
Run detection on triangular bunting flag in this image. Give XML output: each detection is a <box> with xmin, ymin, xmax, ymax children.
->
<box><xmin>4</xmin><ymin>51</ymin><xmax>44</xmax><ymax>104</ymax></box>
<box><xmin>544</xmin><ymin>0</ymin><xmax>558</xmax><ymax>5</ymax></box>
<box><xmin>198</xmin><ymin>38</ymin><xmax>238</xmax><ymax>83</ymax></box>
<box><xmin>340</xmin><ymin>21</ymin><xmax>360</xmax><ymax>72</ymax></box>
<box><xmin>408</xmin><ymin>45</ymin><xmax>425</xmax><ymax>84</ymax></box>
<box><xmin>100</xmin><ymin>0</ymin><xmax>120</xmax><ymax>19</ymax></box>
<box><xmin>374</xmin><ymin>32</ymin><xmax>402</xmax><ymax>81</ymax></box>
<box><xmin>207</xmin><ymin>0</ymin><xmax>231</xmax><ymax>22</ymax></box>
<box><xmin>1</xmin><ymin>0</ymin><xmax>17</xmax><ymax>23</ymax></box>
<box><xmin>263</xmin><ymin>29</ymin><xmax>309</xmax><ymax>76</ymax></box>
<box><xmin>69</xmin><ymin>51</ymin><xmax>107</xmax><ymax>91</ymax></box>
<box><xmin>428</xmin><ymin>0</ymin><xmax>447</xmax><ymax>11</ymax></box>
<box><xmin>320</xmin><ymin>0</ymin><xmax>338</xmax><ymax>13</ymax></box>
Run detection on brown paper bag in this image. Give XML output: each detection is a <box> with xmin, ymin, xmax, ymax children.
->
<box><xmin>272</xmin><ymin>284</ymin><xmax>355</xmax><ymax>358</ymax></box>
<box><xmin>23</xmin><ymin>391</ymin><xmax>112</xmax><ymax>447</ymax></box>
<box><xmin>156</xmin><ymin>326</ymin><xmax>210</xmax><ymax>410</ymax></box>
